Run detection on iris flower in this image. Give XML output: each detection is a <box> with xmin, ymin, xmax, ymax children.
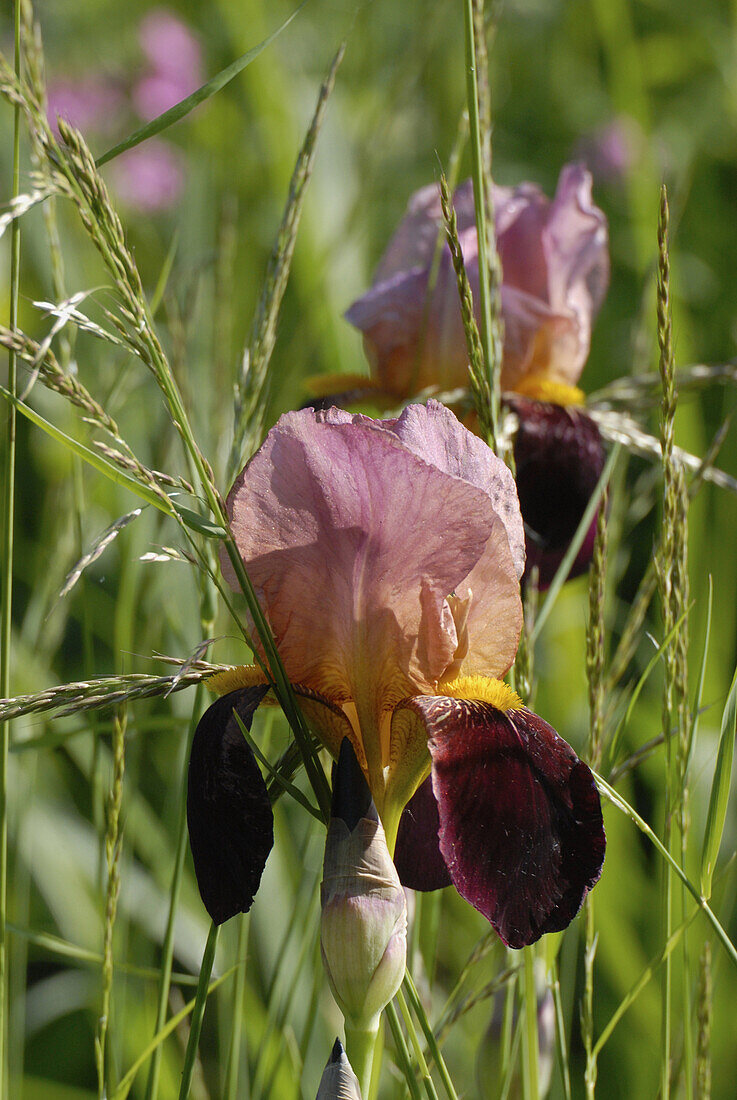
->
<box><xmin>187</xmin><ymin>401</ymin><xmax>605</xmax><ymax>948</ymax></box>
<box><xmin>311</xmin><ymin>165</ymin><xmax>609</xmax><ymax>586</ymax></box>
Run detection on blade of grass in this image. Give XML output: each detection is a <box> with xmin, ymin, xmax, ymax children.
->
<box><xmin>178</xmin><ymin>921</ymin><xmax>219</xmax><ymax>1100</ymax></box>
<box><xmin>385</xmin><ymin>1000</ymin><xmax>422</xmax><ymax>1100</ymax></box>
<box><xmin>532</xmin><ymin>444</ymin><xmax>621</xmax><ymax>644</ymax></box>
<box><xmin>403</xmin><ymin>971</ymin><xmax>459</xmax><ymax>1100</ymax></box>
<box><xmin>96</xmin><ymin>3</ymin><xmax>310</xmax><ymax>167</ymax></box>
<box><xmin>462</xmin><ymin>0</ymin><xmax>498</xmax><ymax>450</ymax></box>
<box><xmin>0</xmin><ymin>3</ymin><xmax>22</xmax><ymax>1087</ymax></box>
<box><xmin>229</xmin><ymin>41</ymin><xmax>345</xmax><ymax>473</ymax></box>
<box><xmin>700</xmin><ymin>660</ymin><xmax>737</xmax><ymax>899</ymax></box>
<box><xmin>111</xmin><ymin>962</ymin><xmax>238</xmax><ymax>1100</ymax></box>
<box><xmin>595</xmin><ymin>774</ymin><xmax>737</xmax><ymax>970</ymax></box>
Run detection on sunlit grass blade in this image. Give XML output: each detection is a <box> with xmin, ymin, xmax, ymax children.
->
<box><xmin>6</xmin><ymin>924</ymin><xmax>198</xmax><ymax>984</ymax></box>
<box><xmin>233</xmin><ymin>711</ymin><xmax>322</xmax><ymax>820</ymax></box>
<box><xmin>385</xmin><ymin>1000</ymin><xmax>423</xmax><ymax>1100</ymax></box>
<box><xmin>700</xmin><ymin>660</ymin><xmax>737</xmax><ymax>899</ymax></box>
<box><xmin>402</xmin><ymin>971</ymin><xmax>459</xmax><ymax>1100</ymax></box>
<box><xmin>592</xmin><ymin>904</ymin><xmax>700</xmax><ymax>1058</ymax></box>
<box><xmin>685</xmin><ymin>575</ymin><xmax>713</xmax><ymax>780</ymax></box>
<box><xmin>110</xmin><ymin>961</ymin><xmax>238</xmax><ymax>1100</ymax></box>
<box><xmin>595</xmin><ymin>773</ymin><xmax>737</xmax><ymax>971</ymax></box>
<box><xmin>95</xmin><ymin>3</ymin><xmax>310</xmax><ymax>167</ymax></box>
<box><xmin>531</xmin><ymin>443</ymin><xmax>621</xmax><ymax>643</ymax></box>
<box><xmin>229</xmin><ymin>41</ymin><xmax>345</xmax><ymax>474</ymax></box>
<box><xmin>178</xmin><ymin>921</ymin><xmax>219</xmax><ymax>1100</ymax></box>
<box><xmin>607</xmin><ymin>604</ymin><xmax>691</xmax><ymax>768</ymax></box>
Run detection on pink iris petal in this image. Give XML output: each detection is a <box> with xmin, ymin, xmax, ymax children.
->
<box><xmin>222</xmin><ymin>406</ymin><xmax>515</xmax><ymax>715</ymax></box>
<box><xmin>396</xmin><ymin>697</ymin><xmax>605</xmax><ymax>948</ymax></box>
<box><xmin>346</xmin><ymin>164</ymin><xmax>609</xmax><ymax>396</ymax></box>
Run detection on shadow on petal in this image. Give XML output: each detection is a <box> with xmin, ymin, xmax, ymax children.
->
<box><xmin>394</xmin><ymin>775</ymin><xmax>452</xmax><ymax>892</ymax></box>
<box><xmin>187</xmin><ymin>686</ymin><xmax>273</xmax><ymax>924</ymax></box>
<box><xmin>404</xmin><ymin>696</ymin><xmax>605</xmax><ymax>948</ymax></box>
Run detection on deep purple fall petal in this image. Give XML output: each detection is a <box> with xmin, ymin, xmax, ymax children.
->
<box><xmin>187</xmin><ymin>686</ymin><xmax>273</xmax><ymax>924</ymax></box>
<box><xmin>508</xmin><ymin>396</ymin><xmax>605</xmax><ymax>588</ymax></box>
<box><xmin>401</xmin><ymin>696</ymin><xmax>605</xmax><ymax>948</ymax></box>
<box><xmin>393</xmin><ymin>775</ymin><xmax>452</xmax><ymax>892</ymax></box>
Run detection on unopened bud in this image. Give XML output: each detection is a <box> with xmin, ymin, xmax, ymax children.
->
<box><xmin>320</xmin><ymin>740</ymin><xmax>407</xmax><ymax>1030</ymax></box>
<box><xmin>316</xmin><ymin>1038</ymin><xmax>363</xmax><ymax>1099</ymax></box>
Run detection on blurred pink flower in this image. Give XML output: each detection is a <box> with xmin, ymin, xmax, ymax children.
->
<box><xmin>134</xmin><ymin>9</ymin><xmax>203</xmax><ymax>119</ymax></box>
<box><xmin>345</xmin><ymin>164</ymin><xmax>609</xmax><ymax>401</ymax></box>
<box><xmin>107</xmin><ymin>140</ymin><xmax>184</xmax><ymax>212</ymax></box>
<box><xmin>575</xmin><ymin>118</ymin><xmax>643</xmax><ymax>184</ymax></box>
<box><xmin>47</xmin><ymin>77</ymin><xmax>125</xmax><ymax>137</ymax></box>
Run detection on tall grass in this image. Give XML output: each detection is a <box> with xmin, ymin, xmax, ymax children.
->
<box><xmin>2</xmin><ymin>1</ymin><xmax>737</xmax><ymax>1098</ymax></box>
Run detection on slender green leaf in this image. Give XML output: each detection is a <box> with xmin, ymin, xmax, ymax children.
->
<box><xmin>96</xmin><ymin>3</ymin><xmax>309</xmax><ymax>167</ymax></box>
<box><xmin>700</xmin><ymin>660</ymin><xmax>737</xmax><ymax>897</ymax></box>
<box><xmin>532</xmin><ymin>444</ymin><xmax>621</xmax><ymax>643</ymax></box>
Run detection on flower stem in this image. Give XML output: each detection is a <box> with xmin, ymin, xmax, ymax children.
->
<box><xmin>0</xmin><ymin>3</ymin><xmax>22</xmax><ymax>1090</ymax></box>
<box><xmin>178</xmin><ymin>921</ymin><xmax>219</xmax><ymax>1100</ymax></box>
<box><xmin>522</xmin><ymin>948</ymin><xmax>540</xmax><ymax>1100</ymax></box>
<box><xmin>462</xmin><ymin>0</ymin><xmax>499</xmax><ymax>450</ymax></box>
<box><xmin>344</xmin><ymin>1021</ymin><xmax>379</xmax><ymax>1097</ymax></box>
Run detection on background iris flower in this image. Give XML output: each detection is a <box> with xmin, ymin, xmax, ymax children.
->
<box><xmin>312</xmin><ymin>165</ymin><xmax>610</xmax><ymax>587</ymax></box>
<box><xmin>187</xmin><ymin>401</ymin><xmax>605</xmax><ymax>948</ymax></box>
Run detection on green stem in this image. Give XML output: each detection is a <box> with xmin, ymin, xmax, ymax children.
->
<box><xmin>385</xmin><ymin>1001</ymin><xmax>422</xmax><ymax>1100</ymax></box>
<box><xmin>396</xmin><ymin>987</ymin><xmax>439</xmax><ymax>1100</ymax></box>
<box><xmin>522</xmin><ymin>949</ymin><xmax>539</xmax><ymax>1100</ymax></box>
<box><xmin>224</xmin><ymin>914</ymin><xmax>251</xmax><ymax>1100</ymax></box>
<box><xmin>344</xmin><ymin>1021</ymin><xmax>379</xmax><ymax>1098</ymax></box>
<box><xmin>144</xmin><ymin>680</ymin><xmax>207</xmax><ymax>1100</ymax></box>
<box><xmin>0</xmin><ymin>4</ymin><xmax>22</xmax><ymax>1091</ymax></box>
<box><xmin>402</xmin><ymin>971</ymin><xmax>459</xmax><ymax>1100</ymax></box>
<box><xmin>462</xmin><ymin>0</ymin><xmax>498</xmax><ymax>449</ymax></box>
<box><xmin>178</xmin><ymin>921</ymin><xmax>219</xmax><ymax>1100</ymax></box>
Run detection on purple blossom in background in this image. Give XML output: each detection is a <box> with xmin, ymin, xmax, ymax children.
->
<box><xmin>47</xmin><ymin>77</ymin><xmax>125</xmax><ymax>136</ymax></box>
<box><xmin>108</xmin><ymin>140</ymin><xmax>184</xmax><ymax>212</ymax></box>
<box><xmin>134</xmin><ymin>8</ymin><xmax>203</xmax><ymax>120</ymax></box>
<box><xmin>575</xmin><ymin>118</ymin><xmax>642</xmax><ymax>184</ymax></box>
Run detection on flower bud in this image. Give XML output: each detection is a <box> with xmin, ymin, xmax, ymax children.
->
<box><xmin>320</xmin><ymin>740</ymin><xmax>407</xmax><ymax>1031</ymax></box>
<box><xmin>316</xmin><ymin>1038</ymin><xmax>363</xmax><ymax>1100</ymax></box>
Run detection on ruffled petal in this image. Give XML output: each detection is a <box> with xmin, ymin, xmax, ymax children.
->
<box><xmin>223</xmin><ymin>407</ymin><xmax>498</xmax><ymax>721</ymax></box>
<box><xmin>393</xmin><ymin>775</ymin><xmax>452</xmax><ymax>891</ymax></box>
<box><xmin>388</xmin><ymin>400</ymin><xmax>525</xmax><ymax>579</ymax></box>
<box><xmin>399</xmin><ymin>695</ymin><xmax>605</xmax><ymax>948</ymax></box>
<box><xmin>507</xmin><ymin>397</ymin><xmax>605</xmax><ymax>588</ymax></box>
<box><xmin>345</xmin><ymin>241</ymin><xmax>474</xmax><ymax>399</ymax></box>
<box><xmin>186</xmin><ymin>687</ymin><xmax>273</xmax><ymax>924</ymax></box>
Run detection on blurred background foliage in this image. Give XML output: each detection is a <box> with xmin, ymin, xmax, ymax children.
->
<box><xmin>2</xmin><ymin>0</ymin><xmax>737</xmax><ymax>1096</ymax></box>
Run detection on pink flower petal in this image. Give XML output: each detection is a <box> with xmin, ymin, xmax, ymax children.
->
<box><xmin>222</xmin><ymin>407</ymin><xmax>501</xmax><ymax>719</ymax></box>
<box><xmin>347</xmin><ymin>165</ymin><xmax>609</xmax><ymax>396</ymax></box>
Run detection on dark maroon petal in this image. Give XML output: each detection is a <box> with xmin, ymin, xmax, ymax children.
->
<box><xmin>187</xmin><ymin>686</ymin><xmax>273</xmax><ymax>924</ymax></box>
<box><xmin>394</xmin><ymin>776</ymin><xmax>452</xmax><ymax>891</ymax></box>
<box><xmin>507</xmin><ymin>397</ymin><xmax>605</xmax><ymax>588</ymax></box>
<box><xmin>405</xmin><ymin>697</ymin><xmax>605</xmax><ymax>948</ymax></box>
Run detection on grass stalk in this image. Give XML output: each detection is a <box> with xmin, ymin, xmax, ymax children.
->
<box><xmin>95</xmin><ymin>707</ymin><xmax>126</xmax><ymax>1098</ymax></box>
<box><xmin>178</xmin><ymin>921</ymin><xmax>219</xmax><ymax>1100</ymax></box>
<box><xmin>0</xmin><ymin>4</ymin><xmax>22</xmax><ymax>1090</ymax></box>
<box><xmin>462</xmin><ymin>0</ymin><xmax>499</xmax><ymax>449</ymax></box>
<box><xmin>143</xmin><ymin>678</ymin><xmax>208</xmax><ymax>1100</ymax></box>
<box><xmin>522</xmin><ymin>948</ymin><xmax>540</xmax><ymax>1100</ymax></box>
